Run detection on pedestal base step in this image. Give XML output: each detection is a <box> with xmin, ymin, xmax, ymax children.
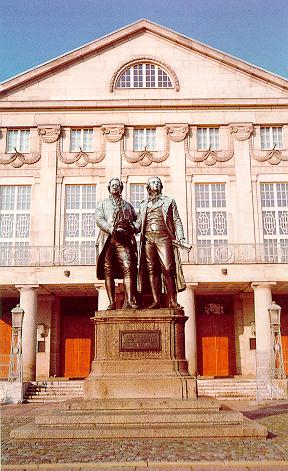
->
<box><xmin>11</xmin><ymin>397</ymin><xmax>267</xmax><ymax>440</ymax></box>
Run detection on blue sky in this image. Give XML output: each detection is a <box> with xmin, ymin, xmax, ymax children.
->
<box><xmin>1</xmin><ymin>0</ymin><xmax>287</xmax><ymax>83</ymax></box>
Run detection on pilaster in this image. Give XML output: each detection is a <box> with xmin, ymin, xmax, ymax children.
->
<box><xmin>230</xmin><ymin>123</ymin><xmax>254</xmax><ymax>244</ymax></box>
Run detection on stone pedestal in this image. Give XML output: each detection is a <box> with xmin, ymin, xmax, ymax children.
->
<box><xmin>84</xmin><ymin>308</ymin><xmax>197</xmax><ymax>399</ymax></box>
<box><xmin>11</xmin><ymin>308</ymin><xmax>267</xmax><ymax>440</ymax></box>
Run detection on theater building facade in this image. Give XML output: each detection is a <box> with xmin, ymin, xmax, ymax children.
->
<box><xmin>0</xmin><ymin>20</ymin><xmax>287</xmax><ymax>390</ymax></box>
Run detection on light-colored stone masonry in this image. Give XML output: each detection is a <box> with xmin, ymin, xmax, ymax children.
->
<box><xmin>0</xmin><ymin>20</ymin><xmax>287</xmax><ymax>387</ymax></box>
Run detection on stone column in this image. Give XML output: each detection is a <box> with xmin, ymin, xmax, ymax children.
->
<box><xmin>15</xmin><ymin>285</ymin><xmax>39</xmax><ymax>381</ymax></box>
<box><xmin>229</xmin><ymin>123</ymin><xmax>254</xmax><ymax>244</ymax></box>
<box><xmin>95</xmin><ymin>284</ymin><xmax>109</xmax><ymax>311</ymax></box>
<box><xmin>252</xmin><ymin>282</ymin><xmax>276</xmax><ymax>399</ymax></box>
<box><xmin>177</xmin><ymin>283</ymin><xmax>198</xmax><ymax>376</ymax></box>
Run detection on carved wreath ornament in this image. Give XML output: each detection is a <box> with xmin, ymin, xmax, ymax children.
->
<box><xmin>184</xmin><ymin>125</ymin><xmax>236</xmax><ymax>166</ymax></box>
<box><xmin>56</xmin><ymin>125</ymin><xmax>125</xmax><ymax>167</ymax></box>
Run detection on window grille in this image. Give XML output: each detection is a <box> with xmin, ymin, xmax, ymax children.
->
<box><xmin>70</xmin><ymin>129</ymin><xmax>94</xmax><ymax>152</ymax></box>
<box><xmin>64</xmin><ymin>185</ymin><xmax>96</xmax><ymax>264</ymax></box>
<box><xmin>116</xmin><ymin>63</ymin><xmax>172</xmax><ymax>88</ymax></box>
<box><xmin>260</xmin><ymin>183</ymin><xmax>288</xmax><ymax>262</ymax></box>
<box><xmin>195</xmin><ymin>183</ymin><xmax>228</xmax><ymax>263</ymax></box>
<box><xmin>133</xmin><ymin>129</ymin><xmax>156</xmax><ymax>151</ymax></box>
<box><xmin>260</xmin><ymin>127</ymin><xmax>283</xmax><ymax>150</ymax></box>
<box><xmin>197</xmin><ymin>128</ymin><xmax>220</xmax><ymax>150</ymax></box>
<box><xmin>0</xmin><ymin>186</ymin><xmax>31</xmax><ymax>266</ymax></box>
<box><xmin>6</xmin><ymin>130</ymin><xmax>30</xmax><ymax>153</ymax></box>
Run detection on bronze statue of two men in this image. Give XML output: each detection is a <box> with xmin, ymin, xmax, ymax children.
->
<box><xmin>96</xmin><ymin>177</ymin><xmax>188</xmax><ymax>310</ymax></box>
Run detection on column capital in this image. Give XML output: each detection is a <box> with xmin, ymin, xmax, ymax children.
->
<box><xmin>251</xmin><ymin>281</ymin><xmax>276</xmax><ymax>290</ymax></box>
<box><xmin>101</xmin><ymin>124</ymin><xmax>125</xmax><ymax>142</ymax></box>
<box><xmin>229</xmin><ymin>122</ymin><xmax>253</xmax><ymax>141</ymax></box>
<box><xmin>165</xmin><ymin>123</ymin><xmax>189</xmax><ymax>142</ymax></box>
<box><xmin>15</xmin><ymin>284</ymin><xmax>39</xmax><ymax>292</ymax></box>
<box><xmin>38</xmin><ymin>124</ymin><xmax>61</xmax><ymax>143</ymax></box>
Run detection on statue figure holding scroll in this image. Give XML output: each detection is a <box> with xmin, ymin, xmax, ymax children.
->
<box><xmin>136</xmin><ymin>176</ymin><xmax>190</xmax><ymax>309</ymax></box>
<box><xmin>95</xmin><ymin>178</ymin><xmax>138</xmax><ymax>310</ymax></box>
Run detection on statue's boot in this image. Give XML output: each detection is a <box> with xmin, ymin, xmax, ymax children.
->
<box><xmin>123</xmin><ymin>277</ymin><xmax>138</xmax><ymax>309</ymax></box>
<box><xmin>164</xmin><ymin>274</ymin><xmax>183</xmax><ymax>309</ymax></box>
<box><xmin>105</xmin><ymin>277</ymin><xmax>116</xmax><ymax>310</ymax></box>
<box><xmin>148</xmin><ymin>274</ymin><xmax>161</xmax><ymax>309</ymax></box>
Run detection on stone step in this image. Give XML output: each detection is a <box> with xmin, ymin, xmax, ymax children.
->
<box><xmin>37</xmin><ymin>410</ymin><xmax>243</xmax><ymax>426</ymax></box>
<box><xmin>11</xmin><ymin>396</ymin><xmax>267</xmax><ymax>440</ymax></box>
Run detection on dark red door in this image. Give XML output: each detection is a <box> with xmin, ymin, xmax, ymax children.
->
<box><xmin>0</xmin><ymin>298</ymin><xmax>18</xmax><ymax>379</ymax></box>
<box><xmin>196</xmin><ymin>296</ymin><xmax>236</xmax><ymax>377</ymax></box>
<box><xmin>60</xmin><ymin>297</ymin><xmax>96</xmax><ymax>378</ymax></box>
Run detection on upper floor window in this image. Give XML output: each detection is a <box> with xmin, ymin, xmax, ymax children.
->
<box><xmin>116</xmin><ymin>63</ymin><xmax>173</xmax><ymax>89</ymax></box>
<box><xmin>0</xmin><ymin>186</ymin><xmax>31</xmax><ymax>266</ymax></box>
<box><xmin>64</xmin><ymin>185</ymin><xmax>97</xmax><ymax>265</ymax></box>
<box><xmin>6</xmin><ymin>129</ymin><xmax>30</xmax><ymax>153</ymax></box>
<box><xmin>260</xmin><ymin>183</ymin><xmax>288</xmax><ymax>262</ymax></box>
<box><xmin>197</xmin><ymin>128</ymin><xmax>220</xmax><ymax>151</ymax></box>
<box><xmin>260</xmin><ymin>127</ymin><xmax>283</xmax><ymax>150</ymax></box>
<box><xmin>195</xmin><ymin>183</ymin><xmax>228</xmax><ymax>263</ymax></box>
<box><xmin>70</xmin><ymin>129</ymin><xmax>94</xmax><ymax>152</ymax></box>
<box><xmin>133</xmin><ymin>129</ymin><xmax>156</xmax><ymax>151</ymax></box>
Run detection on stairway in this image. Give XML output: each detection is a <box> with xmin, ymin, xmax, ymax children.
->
<box><xmin>197</xmin><ymin>378</ymin><xmax>268</xmax><ymax>400</ymax></box>
<box><xmin>24</xmin><ymin>378</ymin><xmax>269</xmax><ymax>403</ymax></box>
<box><xmin>24</xmin><ymin>380</ymin><xmax>84</xmax><ymax>403</ymax></box>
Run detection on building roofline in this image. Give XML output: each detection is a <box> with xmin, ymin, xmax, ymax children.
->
<box><xmin>1</xmin><ymin>19</ymin><xmax>288</xmax><ymax>95</ymax></box>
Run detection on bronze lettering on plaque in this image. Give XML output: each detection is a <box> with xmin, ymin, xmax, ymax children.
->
<box><xmin>120</xmin><ymin>330</ymin><xmax>161</xmax><ymax>352</ymax></box>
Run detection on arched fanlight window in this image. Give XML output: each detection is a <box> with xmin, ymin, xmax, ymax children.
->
<box><xmin>116</xmin><ymin>63</ymin><xmax>173</xmax><ymax>89</ymax></box>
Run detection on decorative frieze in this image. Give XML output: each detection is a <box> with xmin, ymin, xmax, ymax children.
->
<box><xmin>38</xmin><ymin>125</ymin><xmax>61</xmax><ymax>143</ymax></box>
<box><xmin>229</xmin><ymin>123</ymin><xmax>253</xmax><ymax>141</ymax></box>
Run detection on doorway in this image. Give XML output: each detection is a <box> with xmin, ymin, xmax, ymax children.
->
<box><xmin>196</xmin><ymin>296</ymin><xmax>236</xmax><ymax>377</ymax></box>
<box><xmin>60</xmin><ymin>297</ymin><xmax>96</xmax><ymax>378</ymax></box>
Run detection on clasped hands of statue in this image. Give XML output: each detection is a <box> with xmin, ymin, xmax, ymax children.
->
<box><xmin>112</xmin><ymin>218</ymin><xmax>137</xmax><ymax>244</ymax></box>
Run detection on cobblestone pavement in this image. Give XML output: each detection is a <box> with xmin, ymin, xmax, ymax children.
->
<box><xmin>1</xmin><ymin>400</ymin><xmax>288</xmax><ymax>470</ymax></box>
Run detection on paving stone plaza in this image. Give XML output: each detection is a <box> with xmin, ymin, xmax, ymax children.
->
<box><xmin>2</xmin><ymin>400</ymin><xmax>288</xmax><ymax>470</ymax></box>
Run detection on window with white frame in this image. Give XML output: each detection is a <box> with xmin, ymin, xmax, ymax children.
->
<box><xmin>195</xmin><ymin>183</ymin><xmax>228</xmax><ymax>263</ymax></box>
<box><xmin>260</xmin><ymin>127</ymin><xmax>283</xmax><ymax>150</ymax></box>
<box><xmin>64</xmin><ymin>185</ymin><xmax>97</xmax><ymax>265</ymax></box>
<box><xmin>116</xmin><ymin>63</ymin><xmax>173</xmax><ymax>88</ymax></box>
<box><xmin>133</xmin><ymin>129</ymin><xmax>156</xmax><ymax>151</ymax></box>
<box><xmin>70</xmin><ymin>129</ymin><xmax>94</xmax><ymax>152</ymax></box>
<box><xmin>6</xmin><ymin>129</ymin><xmax>30</xmax><ymax>153</ymax></box>
<box><xmin>0</xmin><ymin>186</ymin><xmax>31</xmax><ymax>266</ymax></box>
<box><xmin>130</xmin><ymin>184</ymin><xmax>145</xmax><ymax>210</ymax></box>
<box><xmin>260</xmin><ymin>183</ymin><xmax>288</xmax><ymax>262</ymax></box>
<box><xmin>197</xmin><ymin>128</ymin><xmax>220</xmax><ymax>151</ymax></box>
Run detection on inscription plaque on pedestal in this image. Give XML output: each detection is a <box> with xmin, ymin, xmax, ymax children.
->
<box><xmin>120</xmin><ymin>330</ymin><xmax>161</xmax><ymax>352</ymax></box>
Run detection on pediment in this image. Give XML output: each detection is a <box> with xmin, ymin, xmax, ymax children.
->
<box><xmin>1</xmin><ymin>19</ymin><xmax>288</xmax><ymax>101</ymax></box>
